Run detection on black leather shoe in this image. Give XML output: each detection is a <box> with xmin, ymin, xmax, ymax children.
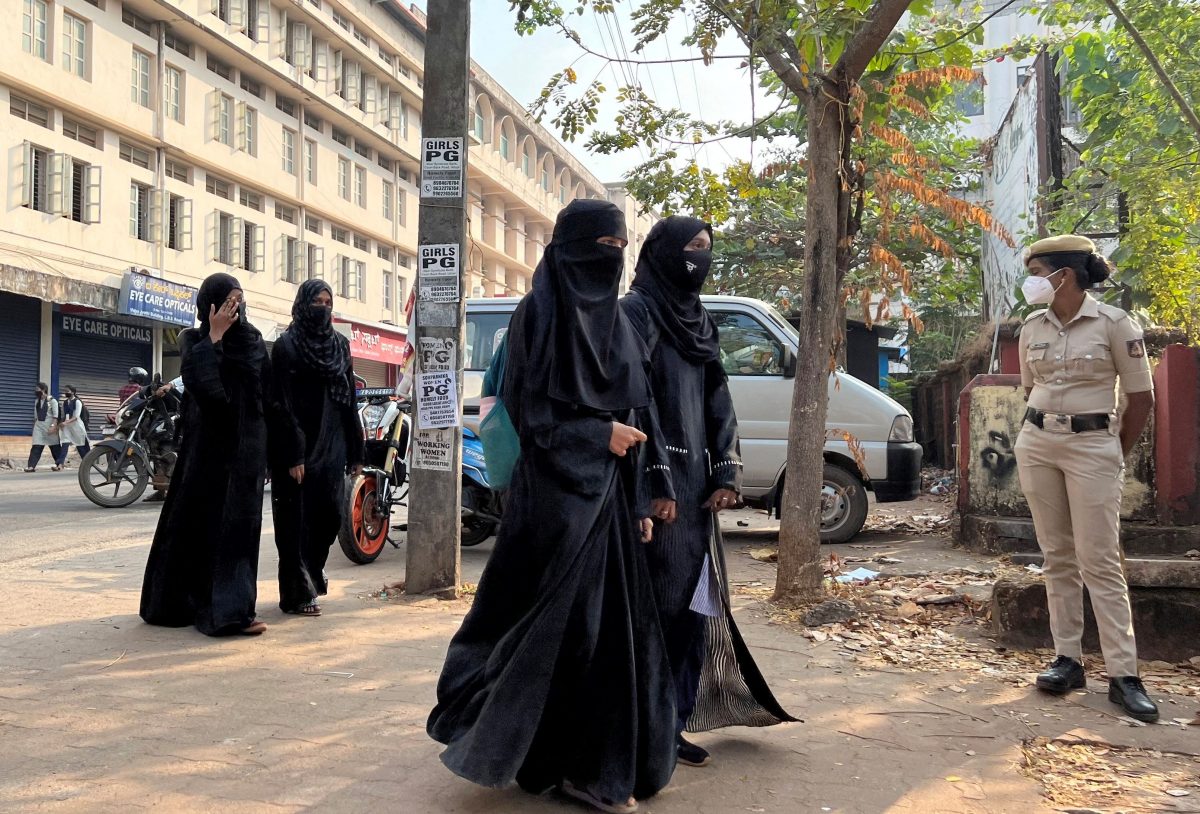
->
<box><xmin>1035</xmin><ymin>656</ymin><xmax>1087</xmax><ymax>694</ymax></box>
<box><xmin>1108</xmin><ymin>677</ymin><xmax>1159</xmax><ymax>722</ymax></box>
<box><xmin>677</xmin><ymin>735</ymin><xmax>711</xmax><ymax>767</ymax></box>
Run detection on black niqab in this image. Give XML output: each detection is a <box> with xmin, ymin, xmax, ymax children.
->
<box><xmin>631</xmin><ymin>215</ymin><xmax>720</xmax><ymax>365</ymax></box>
<box><xmin>196</xmin><ymin>273</ymin><xmax>266</xmax><ymax>375</ymax></box>
<box><xmin>287</xmin><ymin>279</ymin><xmax>353</xmax><ymax>407</ymax></box>
<box><xmin>523</xmin><ymin>198</ymin><xmax>649</xmax><ymax>412</ymax></box>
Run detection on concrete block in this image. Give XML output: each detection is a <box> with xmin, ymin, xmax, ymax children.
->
<box><xmin>992</xmin><ymin>578</ymin><xmax>1200</xmax><ymax>663</ymax></box>
<box><xmin>1006</xmin><ymin>554</ymin><xmax>1200</xmax><ymax>589</ymax></box>
<box><xmin>961</xmin><ymin>514</ymin><xmax>1200</xmax><ymax>557</ymax></box>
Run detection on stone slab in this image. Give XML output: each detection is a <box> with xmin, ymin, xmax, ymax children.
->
<box><xmin>962</xmin><ymin>514</ymin><xmax>1200</xmax><ymax>557</ymax></box>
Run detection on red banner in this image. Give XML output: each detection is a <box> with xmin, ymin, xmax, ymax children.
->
<box><xmin>338</xmin><ymin>320</ymin><xmax>409</xmax><ymax>365</ymax></box>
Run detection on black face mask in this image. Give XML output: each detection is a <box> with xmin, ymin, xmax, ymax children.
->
<box><xmin>681</xmin><ymin>250</ymin><xmax>713</xmax><ymax>292</ymax></box>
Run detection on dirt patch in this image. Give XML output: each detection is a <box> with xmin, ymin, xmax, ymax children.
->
<box><xmin>1022</xmin><ymin>736</ymin><xmax>1200</xmax><ymax>811</ymax></box>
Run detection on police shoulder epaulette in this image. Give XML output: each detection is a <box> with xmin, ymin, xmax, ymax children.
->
<box><xmin>1023</xmin><ymin>308</ymin><xmax>1049</xmax><ymax>323</ymax></box>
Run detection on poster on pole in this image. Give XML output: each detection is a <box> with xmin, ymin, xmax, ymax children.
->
<box><xmin>418</xmin><ymin>337</ymin><xmax>456</xmax><ymax>372</ymax></box>
<box><xmin>412</xmin><ymin>428</ymin><xmax>454</xmax><ymax>471</ymax></box>
<box><xmin>418</xmin><ymin>243</ymin><xmax>460</xmax><ymax>303</ymax></box>
<box><xmin>420</xmin><ymin>137</ymin><xmax>464</xmax><ymax>199</ymax></box>
<box><xmin>416</xmin><ymin>370</ymin><xmax>460</xmax><ymax>429</ymax></box>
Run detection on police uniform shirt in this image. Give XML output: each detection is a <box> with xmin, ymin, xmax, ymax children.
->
<box><xmin>1018</xmin><ymin>294</ymin><xmax>1153</xmax><ymax>416</ymax></box>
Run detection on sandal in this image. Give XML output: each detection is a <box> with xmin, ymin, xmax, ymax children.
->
<box><xmin>50</xmin><ymin>465</ymin><xmax>63</xmax><ymax>472</ymax></box>
<box><xmin>560</xmin><ymin>781</ymin><xmax>637</xmax><ymax>814</ymax></box>
<box><xmin>284</xmin><ymin>601</ymin><xmax>322</xmax><ymax>617</ymax></box>
<box><xmin>23</xmin><ymin>468</ymin><xmax>35</xmax><ymax>473</ymax></box>
<box><xmin>240</xmin><ymin>620</ymin><xmax>268</xmax><ymax>635</ymax></box>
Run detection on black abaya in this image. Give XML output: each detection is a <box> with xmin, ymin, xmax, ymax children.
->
<box><xmin>139</xmin><ymin>328</ymin><xmax>271</xmax><ymax>636</ymax></box>
<box><xmin>269</xmin><ymin>330</ymin><xmax>363</xmax><ymax>611</ymax></box>
<box><xmin>427</xmin><ymin>200</ymin><xmax>677</xmax><ymax>804</ymax></box>
<box><xmin>624</xmin><ymin>228</ymin><xmax>795</xmax><ymax>733</ymax></box>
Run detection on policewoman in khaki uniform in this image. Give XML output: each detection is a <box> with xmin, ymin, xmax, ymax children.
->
<box><xmin>1015</xmin><ymin>235</ymin><xmax>1158</xmax><ymax>722</ymax></box>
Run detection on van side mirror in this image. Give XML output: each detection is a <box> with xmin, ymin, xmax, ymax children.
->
<box><xmin>781</xmin><ymin>347</ymin><xmax>797</xmax><ymax>378</ymax></box>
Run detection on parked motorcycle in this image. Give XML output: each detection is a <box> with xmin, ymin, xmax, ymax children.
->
<box><xmin>78</xmin><ymin>376</ymin><xmax>180</xmax><ymax>508</ymax></box>
<box><xmin>338</xmin><ymin>381</ymin><xmax>503</xmax><ymax>564</ymax></box>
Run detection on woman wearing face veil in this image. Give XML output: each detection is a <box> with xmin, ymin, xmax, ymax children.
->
<box><xmin>139</xmin><ymin>273</ymin><xmax>272</xmax><ymax>637</ymax></box>
<box><xmin>269</xmin><ymin>280</ymin><xmax>364</xmax><ymax>616</ymax></box>
<box><xmin>622</xmin><ymin>216</ymin><xmax>795</xmax><ymax>768</ymax></box>
<box><xmin>427</xmin><ymin>200</ymin><xmax>677</xmax><ymax>814</ymax></box>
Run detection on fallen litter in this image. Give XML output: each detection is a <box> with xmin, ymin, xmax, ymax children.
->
<box><xmin>835</xmin><ymin>567</ymin><xmax>880</xmax><ymax>584</ymax></box>
<box><xmin>750</xmin><ymin>547</ymin><xmax>779</xmax><ymax>563</ymax></box>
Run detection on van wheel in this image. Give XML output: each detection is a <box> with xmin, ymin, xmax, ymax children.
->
<box><xmin>819</xmin><ymin>464</ymin><xmax>868</xmax><ymax>544</ymax></box>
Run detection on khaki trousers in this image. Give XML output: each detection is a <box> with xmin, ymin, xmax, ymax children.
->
<box><xmin>1014</xmin><ymin>425</ymin><xmax>1139</xmax><ymax>677</ymax></box>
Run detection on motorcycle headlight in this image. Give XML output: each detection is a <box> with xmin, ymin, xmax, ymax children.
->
<box><xmin>361</xmin><ymin>403</ymin><xmax>388</xmax><ymax>435</ymax></box>
<box><xmin>889</xmin><ymin>415</ymin><xmax>914</xmax><ymax>443</ymax></box>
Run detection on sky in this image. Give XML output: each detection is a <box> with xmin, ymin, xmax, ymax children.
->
<box><xmin>413</xmin><ymin>1</ymin><xmax>773</xmax><ymax>185</ymax></box>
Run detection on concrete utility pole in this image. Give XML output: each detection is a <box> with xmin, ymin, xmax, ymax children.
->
<box><xmin>405</xmin><ymin>0</ymin><xmax>469</xmax><ymax>596</ymax></box>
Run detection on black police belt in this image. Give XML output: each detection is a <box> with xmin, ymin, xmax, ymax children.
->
<box><xmin>1024</xmin><ymin>408</ymin><xmax>1110</xmax><ymax>434</ymax></box>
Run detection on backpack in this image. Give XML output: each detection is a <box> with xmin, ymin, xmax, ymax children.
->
<box><xmin>478</xmin><ymin>331</ymin><xmax>520</xmax><ymax>490</ymax></box>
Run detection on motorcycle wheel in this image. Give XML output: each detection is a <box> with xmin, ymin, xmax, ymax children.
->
<box><xmin>338</xmin><ymin>472</ymin><xmax>390</xmax><ymax>564</ymax></box>
<box><xmin>460</xmin><ymin>484</ymin><xmax>496</xmax><ymax>547</ymax></box>
<box><xmin>78</xmin><ymin>446</ymin><xmax>149</xmax><ymax>508</ymax></box>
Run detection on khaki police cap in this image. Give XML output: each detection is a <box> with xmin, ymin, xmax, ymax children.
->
<box><xmin>1024</xmin><ymin>235</ymin><xmax>1096</xmax><ymax>263</ymax></box>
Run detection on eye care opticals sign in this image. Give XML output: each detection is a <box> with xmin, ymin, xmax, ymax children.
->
<box><xmin>118</xmin><ymin>271</ymin><xmax>198</xmax><ymax>327</ymax></box>
<box><xmin>59</xmin><ymin>315</ymin><xmax>153</xmax><ymax>344</ymax></box>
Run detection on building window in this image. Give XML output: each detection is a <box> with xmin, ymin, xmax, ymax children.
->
<box><xmin>953</xmin><ymin>71</ymin><xmax>985</xmax><ymax>118</ymax></box>
<box><xmin>206</xmin><ymin>174</ymin><xmax>233</xmax><ymax>200</ymax></box>
<box><xmin>23</xmin><ymin>144</ymin><xmax>50</xmax><ymax>212</ymax></box>
<box><xmin>331</xmin><ymin>225</ymin><xmax>348</xmax><ymax>244</ymax></box>
<box><xmin>382</xmin><ymin>270</ymin><xmax>391</xmax><ymax>310</ymax></box>
<box><xmin>122</xmin><ymin>7</ymin><xmax>153</xmax><ymax>35</ymax></box>
<box><xmin>353</xmin><ymin>233</ymin><xmax>369</xmax><ymax>252</ymax></box>
<box><xmin>240</xmin><ymin>74</ymin><xmax>263</xmax><ymax>99</ymax></box>
<box><xmin>355</xmin><ymin>165</ymin><xmax>366</xmax><ymax>207</ymax></box>
<box><xmin>63</xmin><ymin>14</ymin><xmax>89</xmax><ymax>79</ymax></box>
<box><xmin>332</xmin><ymin>127</ymin><xmax>350</xmax><ymax>147</ymax></box>
<box><xmin>213</xmin><ymin>92</ymin><xmax>234</xmax><ymax>145</ymax></box>
<box><xmin>11</xmin><ymin>95</ymin><xmax>51</xmax><ymax>128</ymax></box>
<box><xmin>67</xmin><ymin>158</ymin><xmax>97</xmax><ymax>222</ymax></box>
<box><xmin>377</xmin><ymin>155</ymin><xmax>392</xmax><ymax>172</ymax></box>
<box><xmin>119</xmin><ymin>140</ymin><xmax>153</xmax><ymax>169</ymax></box>
<box><xmin>130</xmin><ymin>182</ymin><xmax>153</xmax><ymax>241</ymax></box>
<box><xmin>332</xmin><ymin>11</ymin><xmax>349</xmax><ymax>30</ymax></box>
<box><xmin>353</xmin><ymin>26</ymin><xmax>369</xmax><ymax>45</ymax></box>
<box><xmin>239</xmin><ymin>103</ymin><xmax>257</xmax><ymax>155</ymax></box>
<box><xmin>275</xmin><ymin>202</ymin><xmax>295</xmax><ymax>223</ymax></box>
<box><xmin>541</xmin><ymin>166</ymin><xmax>551</xmax><ymax>192</ymax></box>
<box><xmin>164</xmin><ymin>65</ymin><xmax>184</xmax><ymax>122</ymax></box>
<box><xmin>164</xmin><ymin>30</ymin><xmax>192</xmax><ymax>58</ymax></box>
<box><xmin>130</xmin><ymin>49</ymin><xmax>152</xmax><ymax>107</ymax></box>
<box><xmin>276</xmin><ymin>95</ymin><xmax>297</xmax><ymax>117</ymax></box>
<box><xmin>522</xmin><ymin>146</ymin><xmax>534</xmax><ymax>178</ymax></box>
<box><xmin>215</xmin><ymin>211</ymin><xmax>240</xmax><ymax>264</ymax></box>
<box><xmin>353</xmin><ymin>140</ymin><xmax>371</xmax><ymax>160</ymax></box>
<box><xmin>165</xmin><ymin>159</ymin><xmax>190</xmax><ymax>183</ymax></box>
<box><xmin>22</xmin><ymin>0</ymin><xmax>49</xmax><ymax>60</ymax></box>
<box><xmin>305</xmin><ymin>139</ymin><xmax>317</xmax><ymax>184</ymax></box>
<box><xmin>239</xmin><ymin>189</ymin><xmax>262</xmax><ymax>211</ymax></box>
<box><xmin>337</xmin><ymin>256</ymin><xmax>363</xmax><ymax>300</ymax></box>
<box><xmin>305</xmin><ymin>215</ymin><xmax>322</xmax><ymax>235</ymax></box>
<box><xmin>473</xmin><ymin>102</ymin><xmax>485</xmax><ymax>142</ymax></box>
<box><xmin>338</xmin><ymin>157</ymin><xmax>351</xmax><ymax>200</ymax></box>
<box><xmin>242</xmin><ymin>220</ymin><xmax>265</xmax><ymax>273</ymax></box>
<box><xmin>285</xmin><ymin>21</ymin><xmax>312</xmax><ymax>71</ymax></box>
<box><xmin>168</xmin><ymin>194</ymin><xmax>192</xmax><ymax>250</ymax></box>
<box><xmin>283</xmin><ymin>236</ymin><xmax>303</xmax><ymax>282</ymax></box>
<box><xmin>213</xmin><ymin>0</ymin><xmax>244</xmax><ymax>28</ymax></box>
<box><xmin>245</xmin><ymin>0</ymin><xmax>263</xmax><ymax>41</ymax></box>
<box><xmin>303</xmin><ymin>111</ymin><xmax>323</xmax><ymax>132</ymax></box>
<box><xmin>63</xmin><ymin>118</ymin><xmax>100</xmax><ymax>149</ymax></box>
<box><xmin>282</xmin><ymin>127</ymin><xmax>296</xmax><ymax>174</ymax></box>
<box><xmin>559</xmin><ymin>178</ymin><xmax>567</xmax><ymax>204</ymax></box>
<box><xmin>499</xmin><ymin>130</ymin><xmax>511</xmax><ymax>160</ymax></box>
<box><xmin>376</xmin><ymin>245</ymin><xmax>392</xmax><ymax>261</ymax></box>
<box><xmin>207</xmin><ymin>54</ymin><xmax>234</xmax><ymax>82</ymax></box>
<box><xmin>396</xmin><ymin>276</ymin><xmax>407</xmax><ymax>316</ymax></box>
<box><xmin>383</xmin><ymin>180</ymin><xmax>393</xmax><ymax>221</ymax></box>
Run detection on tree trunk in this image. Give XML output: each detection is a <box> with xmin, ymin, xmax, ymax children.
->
<box><xmin>773</xmin><ymin>74</ymin><xmax>851</xmax><ymax>604</ymax></box>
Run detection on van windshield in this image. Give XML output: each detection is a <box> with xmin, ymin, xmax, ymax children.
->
<box><xmin>761</xmin><ymin>303</ymin><xmax>800</xmax><ymax>344</ymax></box>
<box><xmin>465</xmin><ymin>311</ymin><xmax>513</xmax><ymax>371</ymax></box>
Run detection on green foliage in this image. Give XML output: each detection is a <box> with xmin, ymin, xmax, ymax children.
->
<box><xmin>1040</xmin><ymin>0</ymin><xmax>1200</xmax><ymax>338</ymax></box>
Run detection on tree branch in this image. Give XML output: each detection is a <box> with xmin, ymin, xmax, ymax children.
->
<box><xmin>1100</xmin><ymin>0</ymin><xmax>1200</xmax><ymax>142</ymax></box>
<box><xmin>835</xmin><ymin>0</ymin><xmax>917</xmax><ymax>82</ymax></box>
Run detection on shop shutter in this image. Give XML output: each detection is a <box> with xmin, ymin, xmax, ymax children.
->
<box><xmin>58</xmin><ymin>333</ymin><xmax>152</xmax><ymax>438</ymax></box>
<box><xmin>0</xmin><ymin>293</ymin><xmax>42</xmax><ymax>434</ymax></box>
<box><xmin>352</xmin><ymin>359</ymin><xmax>388</xmax><ymax>388</ymax></box>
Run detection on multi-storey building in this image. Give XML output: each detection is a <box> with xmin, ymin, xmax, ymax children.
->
<box><xmin>0</xmin><ymin>0</ymin><xmax>652</xmax><ymax>447</ymax></box>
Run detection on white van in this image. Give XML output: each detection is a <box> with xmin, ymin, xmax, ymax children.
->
<box><xmin>462</xmin><ymin>295</ymin><xmax>921</xmax><ymax>542</ymax></box>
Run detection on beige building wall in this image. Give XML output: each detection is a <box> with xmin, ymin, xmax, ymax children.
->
<box><xmin>1</xmin><ymin>0</ymin><xmax>637</xmax><ymax>369</ymax></box>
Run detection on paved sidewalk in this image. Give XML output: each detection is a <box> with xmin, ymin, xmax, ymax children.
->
<box><xmin>1</xmin><ymin>483</ymin><xmax>1196</xmax><ymax>813</ymax></box>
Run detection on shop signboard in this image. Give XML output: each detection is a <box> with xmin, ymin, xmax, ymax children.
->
<box><xmin>118</xmin><ymin>270</ymin><xmax>198</xmax><ymax>327</ymax></box>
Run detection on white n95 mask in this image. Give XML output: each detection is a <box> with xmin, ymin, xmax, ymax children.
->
<box><xmin>1021</xmin><ymin>270</ymin><xmax>1063</xmax><ymax>305</ymax></box>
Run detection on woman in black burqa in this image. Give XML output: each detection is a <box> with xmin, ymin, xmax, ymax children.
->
<box><xmin>140</xmin><ymin>273</ymin><xmax>272</xmax><ymax>637</ymax></box>
<box><xmin>427</xmin><ymin>199</ymin><xmax>677</xmax><ymax>814</ymax></box>
<box><xmin>622</xmin><ymin>216</ymin><xmax>795</xmax><ymax>768</ymax></box>
<box><xmin>270</xmin><ymin>280</ymin><xmax>363</xmax><ymax>616</ymax></box>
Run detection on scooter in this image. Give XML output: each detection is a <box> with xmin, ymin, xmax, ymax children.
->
<box><xmin>338</xmin><ymin>380</ymin><xmax>502</xmax><ymax>564</ymax></box>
